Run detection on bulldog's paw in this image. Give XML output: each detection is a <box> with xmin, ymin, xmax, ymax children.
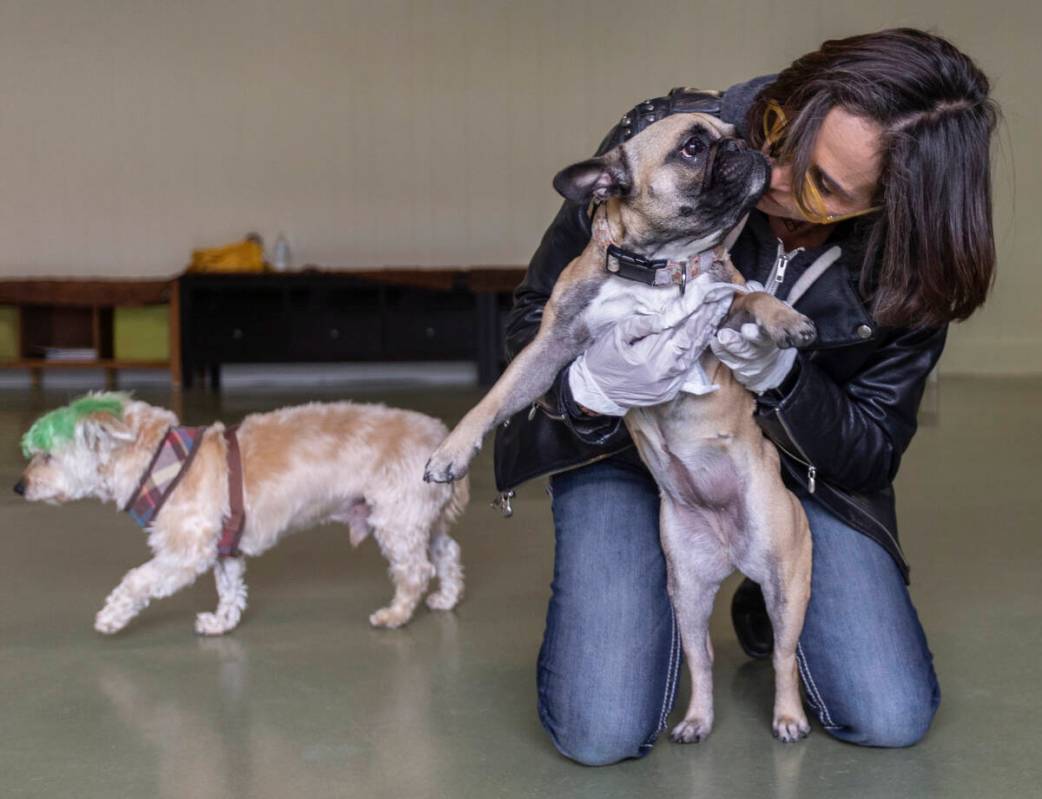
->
<box><xmin>670</xmin><ymin>717</ymin><xmax>713</xmax><ymax>744</ymax></box>
<box><xmin>369</xmin><ymin>606</ymin><xmax>412</xmax><ymax>629</ymax></box>
<box><xmin>195</xmin><ymin>612</ymin><xmax>233</xmax><ymax>636</ymax></box>
<box><xmin>762</xmin><ymin>311</ymin><xmax>817</xmax><ymax>350</ymax></box>
<box><xmin>772</xmin><ymin>714</ymin><xmax>811</xmax><ymax>743</ymax></box>
<box><xmin>94</xmin><ymin>604</ymin><xmax>132</xmax><ymax>635</ymax></box>
<box><xmin>423</xmin><ymin>440</ymin><xmax>477</xmax><ymax>484</ymax></box>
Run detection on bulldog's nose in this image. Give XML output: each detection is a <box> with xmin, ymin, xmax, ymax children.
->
<box><xmin>13</xmin><ymin>481</ymin><xmax>26</xmax><ymax>496</ymax></box>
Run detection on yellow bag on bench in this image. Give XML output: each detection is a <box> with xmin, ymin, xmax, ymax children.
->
<box><xmin>188</xmin><ymin>235</ymin><xmax>266</xmax><ymax>273</ymax></box>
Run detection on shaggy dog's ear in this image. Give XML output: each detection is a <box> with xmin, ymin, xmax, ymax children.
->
<box><xmin>77</xmin><ymin>412</ymin><xmax>136</xmax><ymax>456</ymax></box>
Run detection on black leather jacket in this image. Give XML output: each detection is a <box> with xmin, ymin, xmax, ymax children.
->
<box><xmin>492</xmin><ymin>76</ymin><xmax>946</xmax><ymax>582</ymax></box>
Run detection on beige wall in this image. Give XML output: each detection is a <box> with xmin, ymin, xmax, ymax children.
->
<box><xmin>0</xmin><ymin>1</ymin><xmax>1038</xmax><ymax>374</ymax></box>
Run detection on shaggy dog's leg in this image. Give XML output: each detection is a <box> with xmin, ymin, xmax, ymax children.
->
<box><xmin>195</xmin><ymin>557</ymin><xmax>249</xmax><ymax>636</ymax></box>
<box><xmin>95</xmin><ymin>556</ymin><xmax>209</xmax><ymax>634</ymax></box>
<box><xmin>425</xmin><ymin>528</ymin><xmax>464</xmax><ymax>611</ymax></box>
<box><xmin>369</xmin><ymin>525</ymin><xmax>435</xmax><ymax>629</ymax></box>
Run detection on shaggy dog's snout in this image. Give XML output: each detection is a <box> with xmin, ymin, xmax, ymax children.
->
<box><xmin>13</xmin><ymin>480</ymin><xmax>26</xmax><ymax>496</ymax></box>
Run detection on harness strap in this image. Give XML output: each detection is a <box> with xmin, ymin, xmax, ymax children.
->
<box><xmin>123</xmin><ymin>425</ymin><xmax>173</xmax><ymax>514</ymax></box>
<box><xmin>123</xmin><ymin>425</ymin><xmax>207</xmax><ymax>528</ymax></box>
<box><xmin>217</xmin><ymin>425</ymin><xmax>246</xmax><ymax>558</ymax></box>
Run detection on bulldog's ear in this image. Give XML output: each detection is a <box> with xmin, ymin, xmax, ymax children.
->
<box><xmin>77</xmin><ymin>413</ymin><xmax>136</xmax><ymax>455</ymax></box>
<box><xmin>553</xmin><ymin>150</ymin><xmax>631</xmax><ymax>203</ymax></box>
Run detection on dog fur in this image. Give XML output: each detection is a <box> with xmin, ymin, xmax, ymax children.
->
<box><xmin>17</xmin><ymin>397</ymin><xmax>468</xmax><ymax>635</ymax></box>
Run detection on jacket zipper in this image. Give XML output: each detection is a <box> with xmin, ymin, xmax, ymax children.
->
<box><xmin>772</xmin><ymin>409</ymin><xmax>907</xmax><ymax>562</ymax></box>
<box><xmin>765</xmin><ymin>241</ymin><xmax>805</xmax><ymax>296</ymax></box>
<box><xmin>493</xmin><ymin>448</ymin><xmax>623</xmax><ymax>517</ymax></box>
<box><xmin>773</xmin><ymin>411</ymin><xmax>818</xmax><ymax>494</ymax></box>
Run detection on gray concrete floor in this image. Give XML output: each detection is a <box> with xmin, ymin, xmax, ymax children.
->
<box><xmin>1</xmin><ymin>377</ymin><xmax>1040</xmax><ymax>798</ymax></box>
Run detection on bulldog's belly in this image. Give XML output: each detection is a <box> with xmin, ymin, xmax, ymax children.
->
<box><xmin>626</xmin><ymin>394</ymin><xmax>748</xmax><ymax>505</ymax></box>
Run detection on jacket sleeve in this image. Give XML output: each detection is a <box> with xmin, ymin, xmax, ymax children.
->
<box><xmin>755</xmin><ymin>324</ymin><xmax>947</xmax><ymax>493</ymax></box>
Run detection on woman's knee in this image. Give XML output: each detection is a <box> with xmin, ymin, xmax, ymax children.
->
<box><xmin>539</xmin><ymin>708</ymin><xmax>657</xmax><ymax>766</ymax></box>
<box><xmin>822</xmin><ymin>678</ymin><xmax>940</xmax><ymax>748</ymax></box>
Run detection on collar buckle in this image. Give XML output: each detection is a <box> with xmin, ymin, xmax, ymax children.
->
<box><xmin>606</xmin><ymin>243</ymin><xmax>721</xmax><ymax>297</ymax></box>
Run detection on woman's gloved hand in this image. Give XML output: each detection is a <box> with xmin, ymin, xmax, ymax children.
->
<box><xmin>568</xmin><ymin>314</ymin><xmax>705</xmax><ymax>417</ymax></box>
<box><xmin>710</xmin><ymin>322</ymin><xmax>798</xmax><ymax>394</ymax></box>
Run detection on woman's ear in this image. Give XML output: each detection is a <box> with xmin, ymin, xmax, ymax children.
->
<box><xmin>553</xmin><ymin>149</ymin><xmax>631</xmax><ymax>203</ymax></box>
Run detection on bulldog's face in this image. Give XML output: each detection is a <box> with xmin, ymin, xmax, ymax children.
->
<box><xmin>553</xmin><ymin>113</ymin><xmax>770</xmax><ymax>247</ymax></box>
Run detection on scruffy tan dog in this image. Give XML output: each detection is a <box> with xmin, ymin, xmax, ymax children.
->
<box><xmin>15</xmin><ymin>394</ymin><xmax>468</xmax><ymax>635</ymax></box>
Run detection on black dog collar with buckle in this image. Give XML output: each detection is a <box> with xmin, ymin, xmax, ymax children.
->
<box><xmin>605</xmin><ymin>244</ymin><xmax>719</xmax><ymax>295</ymax></box>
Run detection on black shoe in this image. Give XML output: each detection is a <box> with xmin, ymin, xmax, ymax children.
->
<box><xmin>731</xmin><ymin>578</ymin><xmax>773</xmax><ymax>660</ymax></box>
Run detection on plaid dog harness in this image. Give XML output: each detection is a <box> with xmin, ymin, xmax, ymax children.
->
<box><xmin>124</xmin><ymin>425</ymin><xmax>247</xmax><ymax>558</ymax></box>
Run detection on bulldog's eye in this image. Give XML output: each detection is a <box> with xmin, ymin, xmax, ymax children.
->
<box><xmin>681</xmin><ymin>137</ymin><xmax>707</xmax><ymax>159</ymax></box>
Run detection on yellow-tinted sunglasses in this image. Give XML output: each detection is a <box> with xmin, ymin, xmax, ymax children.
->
<box><xmin>762</xmin><ymin>100</ymin><xmax>881</xmax><ymax>225</ymax></box>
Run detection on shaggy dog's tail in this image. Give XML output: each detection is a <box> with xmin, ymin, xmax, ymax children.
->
<box><xmin>442</xmin><ymin>474</ymin><xmax>470</xmax><ymax>526</ymax></box>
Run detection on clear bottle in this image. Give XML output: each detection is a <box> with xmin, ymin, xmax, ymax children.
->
<box><xmin>272</xmin><ymin>233</ymin><xmax>292</xmax><ymax>272</ymax></box>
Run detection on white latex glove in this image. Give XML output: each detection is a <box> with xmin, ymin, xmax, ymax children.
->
<box><xmin>568</xmin><ymin>314</ymin><xmax>704</xmax><ymax>416</ymax></box>
<box><xmin>710</xmin><ymin>321</ymin><xmax>797</xmax><ymax>394</ymax></box>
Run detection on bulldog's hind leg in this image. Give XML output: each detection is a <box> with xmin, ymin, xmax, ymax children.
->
<box><xmin>742</xmin><ymin>487</ymin><xmax>813</xmax><ymax>741</ymax></box>
<box><xmin>763</xmin><ymin>528</ymin><xmax>813</xmax><ymax>740</ymax></box>
<box><xmin>659</xmin><ymin>500</ymin><xmax>733</xmax><ymax>744</ymax></box>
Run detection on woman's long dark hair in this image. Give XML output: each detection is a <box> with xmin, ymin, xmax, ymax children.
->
<box><xmin>747</xmin><ymin>28</ymin><xmax>998</xmax><ymax>327</ymax></box>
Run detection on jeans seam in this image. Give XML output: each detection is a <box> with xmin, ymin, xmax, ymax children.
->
<box><xmin>647</xmin><ymin>604</ymin><xmax>680</xmax><ymax>747</ymax></box>
<box><xmin>797</xmin><ymin>642</ymin><xmax>839</xmax><ymax>730</ymax></box>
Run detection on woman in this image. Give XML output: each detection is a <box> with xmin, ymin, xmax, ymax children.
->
<box><xmin>492</xmin><ymin>28</ymin><xmax>998</xmax><ymax>765</ymax></box>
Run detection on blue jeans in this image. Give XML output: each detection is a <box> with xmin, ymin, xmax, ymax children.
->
<box><xmin>537</xmin><ymin>457</ymin><xmax>941</xmax><ymax>766</ymax></box>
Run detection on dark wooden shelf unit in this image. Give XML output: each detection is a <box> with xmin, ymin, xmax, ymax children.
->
<box><xmin>178</xmin><ymin>268</ymin><xmax>525</xmax><ymax>389</ymax></box>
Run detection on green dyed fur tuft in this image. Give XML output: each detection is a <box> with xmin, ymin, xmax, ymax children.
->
<box><xmin>21</xmin><ymin>392</ymin><xmax>131</xmax><ymax>459</ymax></box>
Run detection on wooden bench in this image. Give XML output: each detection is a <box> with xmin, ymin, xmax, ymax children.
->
<box><xmin>0</xmin><ymin>279</ymin><xmax>179</xmax><ymax>387</ymax></box>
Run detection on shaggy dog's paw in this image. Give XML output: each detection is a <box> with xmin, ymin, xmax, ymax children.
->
<box><xmin>195</xmin><ymin>612</ymin><xmax>232</xmax><ymax>636</ymax></box>
<box><xmin>772</xmin><ymin>714</ymin><xmax>811</xmax><ymax>743</ymax></box>
<box><xmin>425</xmin><ymin>590</ymin><xmax>460</xmax><ymax>611</ymax></box>
<box><xmin>94</xmin><ymin>605</ymin><xmax>130</xmax><ymax>635</ymax></box>
<box><xmin>369</xmin><ymin>606</ymin><xmax>411</xmax><ymax>629</ymax></box>
<box><xmin>670</xmin><ymin>718</ymin><xmax>713</xmax><ymax>744</ymax></box>
<box><xmin>423</xmin><ymin>444</ymin><xmax>474</xmax><ymax>484</ymax></box>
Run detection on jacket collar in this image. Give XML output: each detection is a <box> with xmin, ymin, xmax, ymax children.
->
<box><xmin>735</xmin><ymin>211</ymin><xmax>878</xmax><ymax>348</ymax></box>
